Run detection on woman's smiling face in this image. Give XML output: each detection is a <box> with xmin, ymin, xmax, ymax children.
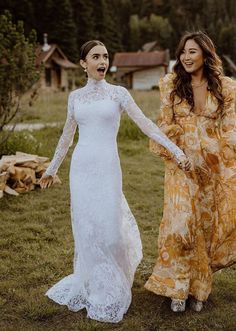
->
<box><xmin>180</xmin><ymin>39</ymin><xmax>204</xmax><ymax>75</ymax></box>
<box><xmin>80</xmin><ymin>45</ymin><xmax>109</xmax><ymax>81</ymax></box>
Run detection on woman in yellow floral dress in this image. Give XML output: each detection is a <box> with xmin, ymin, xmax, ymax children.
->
<box><xmin>145</xmin><ymin>31</ymin><xmax>236</xmax><ymax>312</ymax></box>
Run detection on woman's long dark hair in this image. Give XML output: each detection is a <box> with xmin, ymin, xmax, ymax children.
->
<box><xmin>170</xmin><ymin>31</ymin><xmax>224</xmax><ymax>113</ymax></box>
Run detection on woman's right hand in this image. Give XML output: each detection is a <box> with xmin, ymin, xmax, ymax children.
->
<box><xmin>175</xmin><ymin>154</ymin><xmax>192</xmax><ymax>172</ymax></box>
<box><xmin>39</xmin><ymin>173</ymin><xmax>55</xmax><ymax>189</ymax></box>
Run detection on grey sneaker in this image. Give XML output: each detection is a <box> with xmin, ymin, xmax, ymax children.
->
<box><xmin>190</xmin><ymin>299</ymin><xmax>203</xmax><ymax>312</ymax></box>
<box><xmin>171</xmin><ymin>299</ymin><xmax>186</xmax><ymax>312</ymax></box>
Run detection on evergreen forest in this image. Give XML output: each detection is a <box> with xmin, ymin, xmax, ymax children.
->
<box><xmin>1</xmin><ymin>0</ymin><xmax>236</xmax><ymax>67</ymax></box>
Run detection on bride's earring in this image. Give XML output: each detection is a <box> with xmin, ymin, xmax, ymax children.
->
<box><xmin>84</xmin><ymin>67</ymin><xmax>87</xmax><ymax>72</ymax></box>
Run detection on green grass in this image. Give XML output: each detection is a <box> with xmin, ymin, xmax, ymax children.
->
<box><xmin>0</xmin><ymin>91</ymin><xmax>236</xmax><ymax>331</ymax></box>
<box><xmin>21</xmin><ymin>92</ymin><xmax>70</xmax><ymax>124</ymax></box>
<box><xmin>21</xmin><ymin>89</ymin><xmax>160</xmax><ymax>124</ymax></box>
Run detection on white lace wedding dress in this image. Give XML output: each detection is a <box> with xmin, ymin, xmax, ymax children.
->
<box><xmin>44</xmin><ymin>78</ymin><xmax>185</xmax><ymax>323</ymax></box>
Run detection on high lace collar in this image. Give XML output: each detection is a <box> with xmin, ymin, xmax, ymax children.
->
<box><xmin>86</xmin><ymin>78</ymin><xmax>107</xmax><ymax>89</ymax></box>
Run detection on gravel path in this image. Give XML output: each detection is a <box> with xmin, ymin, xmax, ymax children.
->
<box><xmin>5</xmin><ymin>122</ymin><xmax>62</xmax><ymax>131</ymax></box>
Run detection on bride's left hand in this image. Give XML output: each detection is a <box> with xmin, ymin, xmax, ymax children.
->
<box><xmin>39</xmin><ymin>173</ymin><xmax>55</xmax><ymax>189</ymax></box>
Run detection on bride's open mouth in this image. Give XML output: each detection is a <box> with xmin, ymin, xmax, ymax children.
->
<box><xmin>97</xmin><ymin>67</ymin><xmax>106</xmax><ymax>73</ymax></box>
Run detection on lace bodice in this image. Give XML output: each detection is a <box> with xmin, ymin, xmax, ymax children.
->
<box><xmin>45</xmin><ymin>79</ymin><xmax>185</xmax><ymax>176</ymax></box>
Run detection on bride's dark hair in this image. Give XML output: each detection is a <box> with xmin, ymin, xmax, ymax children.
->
<box><xmin>170</xmin><ymin>31</ymin><xmax>224</xmax><ymax>114</ymax></box>
<box><xmin>80</xmin><ymin>40</ymin><xmax>105</xmax><ymax>60</ymax></box>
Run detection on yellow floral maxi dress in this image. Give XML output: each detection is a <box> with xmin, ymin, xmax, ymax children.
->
<box><xmin>144</xmin><ymin>73</ymin><xmax>236</xmax><ymax>302</ymax></box>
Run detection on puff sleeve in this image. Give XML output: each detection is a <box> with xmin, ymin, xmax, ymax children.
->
<box><xmin>220</xmin><ymin>77</ymin><xmax>236</xmax><ymax>149</ymax></box>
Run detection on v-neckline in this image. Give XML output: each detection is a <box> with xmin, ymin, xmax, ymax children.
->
<box><xmin>193</xmin><ymin>87</ymin><xmax>209</xmax><ymax>114</ymax></box>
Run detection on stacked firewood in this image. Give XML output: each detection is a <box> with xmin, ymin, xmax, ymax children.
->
<box><xmin>0</xmin><ymin>152</ymin><xmax>61</xmax><ymax>198</ymax></box>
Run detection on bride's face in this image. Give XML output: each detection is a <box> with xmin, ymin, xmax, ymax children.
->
<box><xmin>80</xmin><ymin>45</ymin><xmax>109</xmax><ymax>81</ymax></box>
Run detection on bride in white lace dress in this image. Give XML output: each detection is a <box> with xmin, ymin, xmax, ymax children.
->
<box><xmin>39</xmin><ymin>40</ymin><xmax>190</xmax><ymax>323</ymax></box>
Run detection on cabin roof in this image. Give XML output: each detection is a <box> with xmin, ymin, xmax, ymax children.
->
<box><xmin>36</xmin><ymin>44</ymin><xmax>78</xmax><ymax>69</ymax></box>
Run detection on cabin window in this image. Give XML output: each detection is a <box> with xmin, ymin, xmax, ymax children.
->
<box><xmin>45</xmin><ymin>68</ymin><xmax>51</xmax><ymax>86</ymax></box>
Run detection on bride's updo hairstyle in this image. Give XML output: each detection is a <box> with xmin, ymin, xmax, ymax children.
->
<box><xmin>80</xmin><ymin>40</ymin><xmax>106</xmax><ymax>60</ymax></box>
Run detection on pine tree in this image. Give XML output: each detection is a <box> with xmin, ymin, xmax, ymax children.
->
<box><xmin>1</xmin><ymin>0</ymin><xmax>236</xmax><ymax>65</ymax></box>
<box><xmin>219</xmin><ymin>23</ymin><xmax>236</xmax><ymax>63</ymax></box>
<box><xmin>113</xmin><ymin>0</ymin><xmax>133</xmax><ymax>51</ymax></box>
<box><xmin>0</xmin><ymin>11</ymin><xmax>39</xmax><ymax>145</ymax></box>
<box><xmin>167</xmin><ymin>0</ymin><xmax>205</xmax><ymax>49</ymax></box>
<box><xmin>0</xmin><ymin>0</ymin><xmax>36</xmax><ymax>35</ymax></box>
<box><xmin>92</xmin><ymin>0</ymin><xmax>123</xmax><ymax>56</ymax></box>
<box><xmin>139</xmin><ymin>14</ymin><xmax>172</xmax><ymax>49</ymax></box>
<box><xmin>41</xmin><ymin>0</ymin><xmax>78</xmax><ymax>62</ymax></box>
<box><xmin>129</xmin><ymin>0</ymin><xmax>152</xmax><ymax>17</ymax></box>
<box><xmin>71</xmin><ymin>0</ymin><xmax>95</xmax><ymax>48</ymax></box>
<box><xmin>129</xmin><ymin>15</ymin><xmax>142</xmax><ymax>51</ymax></box>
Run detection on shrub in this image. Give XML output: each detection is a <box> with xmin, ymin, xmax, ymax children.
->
<box><xmin>118</xmin><ymin>115</ymin><xmax>145</xmax><ymax>141</ymax></box>
<box><xmin>0</xmin><ymin>131</ymin><xmax>41</xmax><ymax>157</ymax></box>
<box><xmin>0</xmin><ymin>10</ymin><xmax>39</xmax><ymax>146</ymax></box>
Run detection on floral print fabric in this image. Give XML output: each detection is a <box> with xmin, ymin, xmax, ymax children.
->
<box><xmin>145</xmin><ymin>74</ymin><xmax>236</xmax><ymax>301</ymax></box>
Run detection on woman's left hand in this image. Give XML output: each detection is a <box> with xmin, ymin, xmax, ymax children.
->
<box><xmin>39</xmin><ymin>173</ymin><xmax>55</xmax><ymax>189</ymax></box>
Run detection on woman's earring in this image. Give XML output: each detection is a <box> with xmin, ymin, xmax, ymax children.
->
<box><xmin>84</xmin><ymin>67</ymin><xmax>87</xmax><ymax>72</ymax></box>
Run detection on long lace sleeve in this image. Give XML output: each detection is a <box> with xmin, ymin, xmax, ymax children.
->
<box><xmin>119</xmin><ymin>86</ymin><xmax>185</xmax><ymax>161</ymax></box>
<box><xmin>150</xmin><ymin>75</ymin><xmax>184</xmax><ymax>160</ymax></box>
<box><xmin>45</xmin><ymin>92</ymin><xmax>77</xmax><ymax>176</ymax></box>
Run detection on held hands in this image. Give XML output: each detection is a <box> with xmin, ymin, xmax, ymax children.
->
<box><xmin>175</xmin><ymin>154</ymin><xmax>192</xmax><ymax>172</ymax></box>
<box><xmin>39</xmin><ymin>173</ymin><xmax>55</xmax><ymax>189</ymax></box>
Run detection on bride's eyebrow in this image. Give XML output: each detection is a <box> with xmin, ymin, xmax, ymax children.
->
<box><xmin>91</xmin><ymin>53</ymin><xmax>108</xmax><ymax>56</ymax></box>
